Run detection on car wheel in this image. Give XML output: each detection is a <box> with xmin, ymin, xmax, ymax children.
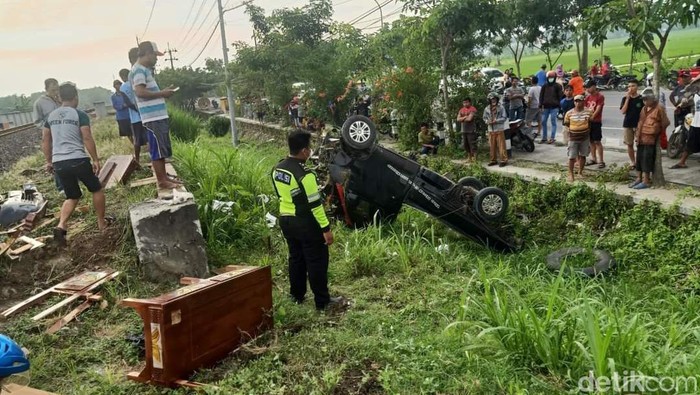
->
<box><xmin>473</xmin><ymin>187</ymin><xmax>508</xmax><ymax>221</ymax></box>
<box><xmin>457</xmin><ymin>176</ymin><xmax>485</xmax><ymax>191</ymax></box>
<box><xmin>341</xmin><ymin>115</ymin><xmax>377</xmax><ymax>151</ymax></box>
<box><xmin>667</xmin><ymin>131</ymin><xmax>686</xmax><ymax>159</ymax></box>
<box><xmin>522</xmin><ymin>139</ymin><xmax>535</xmax><ymax>152</ymax></box>
<box><xmin>545</xmin><ymin>247</ymin><xmax>615</xmax><ymax>277</ymax></box>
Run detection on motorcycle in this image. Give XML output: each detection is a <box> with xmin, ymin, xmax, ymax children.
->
<box><xmin>507</xmin><ymin>118</ymin><xmax>535</xmax><ymax>153</ymax></box>
<box><xmin>667</xmin><ymin>112</ymin><xmax>694</xmax><ymax>159</ymax></box>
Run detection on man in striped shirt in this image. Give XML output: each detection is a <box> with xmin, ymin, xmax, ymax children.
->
<box><xmin>130</xmin><ymin>41</ymin><xmax>180</xmax><ymax>189</ymax></box>
<box><xmin>563</xmin><ymin>95</ymin><xmax>592</xmax><ymax>182</ymax></box>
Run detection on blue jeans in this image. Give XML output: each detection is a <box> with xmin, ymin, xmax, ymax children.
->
<box><xmin>420</xmin><ymin>137</ymin><xmax>440</xmax><ymax>155</ymax></box>
<box><xmin>541</xmin><ymin>108</ymin><xmax>558</xmax><ymax>140</ymax></box>
<box><xmin>509</xmin><ymin>106</ymin><xmax>524</xmax><ymax>121</ymax></box>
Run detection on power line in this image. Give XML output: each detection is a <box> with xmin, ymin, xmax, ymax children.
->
<box><xmin>141</xmin><ymin>0</ymin><xmax>157</xmax><ymax>38</ymax></box>
<box><xmin>180</xmin><ymin>1</ymin><xmax>219</xmax><ymax>52</ymax></box>
<box><xmin>179</xmin><ymin>0</ymin><xmax>197</xmax><ymax>33</ymax></box>
<box><xmin>346</xmin><ymin>0</ymin><xmax>392</xmax><ymax>26</ymax></box>
<box><xmin>180</xmin><ymin>0</ymin><xmax>210</xmax><ymax>46</ymax></box>
<box><xmin>188</xmin><ymin>20</ymin><xmax>221</xmax><ymax>66</ymax></box>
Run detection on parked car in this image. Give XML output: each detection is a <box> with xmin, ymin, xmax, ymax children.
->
<box><xmin>311</xmin><ymin>115</ymin><xmax>518</xmax><ymax>252</ymax></box>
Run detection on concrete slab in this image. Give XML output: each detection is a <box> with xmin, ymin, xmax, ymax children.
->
<box><xmin>129</xmin><ymin>199</ymin><xmax>209</xmax><ymax>282</ymax></box>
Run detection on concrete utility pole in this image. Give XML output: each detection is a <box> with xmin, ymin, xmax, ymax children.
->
<box><xmin>166</xmin><ymin>42</ymin><xmax>178</xmax><ymax>69</ymax></box>
<box><xmin>218</xmin><ymin>0</ymin><xmax>238</xmax><ymax>146</ymax></box>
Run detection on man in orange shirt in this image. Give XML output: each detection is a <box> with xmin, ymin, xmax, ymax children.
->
<box><xmin>568</xmin><ymin>70</ymin><xmax>584</xmax><ymax>96</ymax></box>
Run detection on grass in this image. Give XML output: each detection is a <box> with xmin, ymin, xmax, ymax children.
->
<box><xmin>494</xmin><ymin>27</ymin><xmax>700</xmax><ymax>77</ymax></box>
<box><xmin>2</xmin><ymin>118</ymin><xmax>700</xmax><ymax>394</ymax></box>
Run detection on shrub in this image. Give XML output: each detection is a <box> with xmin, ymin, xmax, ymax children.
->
<box><xmin>207</xmin><ymin>116</ymin><xmax>230</xmax><ymax>137</ymax></box>
<box><xmin>167</xmin><ymin>105</ymin><xmax>201</xmax><ymax>142</ymax></box>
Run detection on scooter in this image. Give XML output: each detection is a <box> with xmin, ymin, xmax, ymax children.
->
<box><xmin>508</xmin><ymin>119</ymin><xmax>535</xmax><ymax>153</ymax></box>
<box><xmin>667</xmin><ymin>113</ymin><xmax>694</xmax><ymax>159</ymax></box>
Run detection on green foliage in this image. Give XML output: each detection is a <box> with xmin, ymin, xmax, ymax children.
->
<box><xmin>167</xmin><ymin>106</ymin><xmax>201</xmax><ymax>142</ymax></box>
<box><xmin>155</xmin><ymin>66</ymin><xmax>219</xmax><ymax>111</ymax></box>
<box><xmin>207</xmin><ymin>116</ymin><xmax>230</xmax><ymax>137</ymax></box>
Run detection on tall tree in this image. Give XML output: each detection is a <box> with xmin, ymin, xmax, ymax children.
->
<box><xmin>585</xmin><ymin>0</ymin><xmax>700</xmax><ymax>186</ymax></box>
<box><xmin>403</xmin><ymin>0</ymin><xmax>498</xmax><ymax>142</ymax></box>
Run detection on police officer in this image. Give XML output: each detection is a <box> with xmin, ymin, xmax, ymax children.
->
<box><xmin>272</xmin><ymin>130</ymin><xmax>343</xmax><ymax>310</ymax></box>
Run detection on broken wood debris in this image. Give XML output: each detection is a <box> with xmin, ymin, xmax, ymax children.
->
<box><xmin>1</xmin><ymin>270</ymin><xmax>120</xmax><ymax>333</ymax></box>
<box><xmin>98</xmin><ymin>155</ymin><xmax>138</xmax><ymax>189</ymax></box>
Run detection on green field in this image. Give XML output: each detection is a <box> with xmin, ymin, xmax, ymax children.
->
<box><xmin>494</xmin><ymin>27</ymin><xmax>700</xmax><ymax>77</ymax></box>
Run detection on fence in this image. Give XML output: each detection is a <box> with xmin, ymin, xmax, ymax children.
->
<box><xmin>0</xmin><ymin>111</ymin><xmax>33</xmax><ymax>129</ymax></box>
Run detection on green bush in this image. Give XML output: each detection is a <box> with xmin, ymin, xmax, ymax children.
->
<box><xmin>207</xmin><ymin>116</ymin><xmax>231</xmax><ymax>137</ymax></box>
<box><xmin>167</xmin><ymin>105</ymin><xmax>201</xmax><ymax>142</ymax></box>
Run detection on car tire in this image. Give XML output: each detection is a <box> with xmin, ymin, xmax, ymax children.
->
<box><xmin>667</xmin><ymin>131</ymin><xmax>686</xmax><ymax>159</ymax></box>
<box><xmin>522</xmin><ymin>139</ymin><xmax>535</xmax><ymax>152</ymax></box>
<box><xmin>457</xmin><ymin>176</ymin><xmax>485</xmax><ymax>191</ymax></box>
<box><xmin>341</xmin><ymin>115</ymin><xmax>377</xmax><ymax>151</ymax></box>
<box><xmin>546</xmin><ymin>247</ymin><xmax>615</xmax><ymax>277</ymax></box>
<box><xmin>473</xmin><ymin>187</ymin><xmax>508</xmax><ymax>221</ymax></box>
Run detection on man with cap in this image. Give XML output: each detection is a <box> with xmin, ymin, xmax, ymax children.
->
<box><xmin>631</xmin><ymin>88</ymin><xmax>670</xmax><ymax>188</ymax></box>
<box><xmin>563</xmin><ymin>94</ymin><xmax>592</xmax><ymax>181</ymax></box>
<box><xmin>584</xmin><ymin>79</ymin><xmax>606</xmax><ymax>168</ymax></box>
<box><xmin>130</xmin><ymin>41</ymin><xmax>180</xmax><ymax>189</ymax></box>
<box><xmin>670</xmin><ymin>72</ymin><xmax>693</xmax><ymax>127</ymax></box>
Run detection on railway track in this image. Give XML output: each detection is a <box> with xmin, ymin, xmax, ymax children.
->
<box><xmin>0</xmin><ymin>123</ymin><xmax>35</xmax><ymax>138</ymax></box>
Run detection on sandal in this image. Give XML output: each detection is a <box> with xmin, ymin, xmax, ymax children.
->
<box><xmin>53</xmin><ymin>227</ymin><xmax>67</xmax><ymax>247</ymax></box>
<box><xmin>633</xmin><ymin>182</ymin><xmax>649</xmax><ymax>190</ymax></box>
<box><xmin>670</xmin><ymin>164</ymin><xmax>687</xmax><ymax>169</ymax></box>
<box><xmin>585</xmin><ymin>160</ymin><xmax>597</xmax><ymax>166</ymax></box>
<box><xmin>628</xmin><ymin>180</ymin><xmax>641</xmax><ymax>188</ymax></box>
<box><xmin>487</xmin><ymin>161</ymin><xmax>498</xmax><ymax>167</ymax></box>
<box><xmin>598</xmin><ymin>162</ymin><xmax>606</xmax><ymax>169</ymax></box>
<box><xmin>547</xmin><ymin>139</ymin><xmax>554</xmax><ymax>144</ymax></box>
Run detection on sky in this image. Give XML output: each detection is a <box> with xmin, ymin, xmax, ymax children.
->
<box><xmin>0</xmin><ymin>0</ymin><xmax>404</xmax><ymax>97</ymax></box>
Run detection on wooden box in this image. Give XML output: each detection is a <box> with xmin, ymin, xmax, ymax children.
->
<box><xmin>121</xmin><ymin>265</ymin><xmax>273</xmax><ymax>388</ymax></box>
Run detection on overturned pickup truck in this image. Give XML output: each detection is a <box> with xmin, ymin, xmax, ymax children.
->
<box><xmin>312</xmin><ymin>115</ymin><xmax>518</xmax><ymax>252</ymax></box>
<box><xmin>0</xmin><ymin>184</ymin><xmax>47</xmax><ymax>230</ymax></box>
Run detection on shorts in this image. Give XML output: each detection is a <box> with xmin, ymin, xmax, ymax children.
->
<box><xmin>117</xmin><ymin>119</ymin><xmax>132</xmax><ymax>137</ymax></box>
<box><xmin>623</xmin><ymin>127</ymin><xmax>635</xmax><ymax>146</ymax></box>
<box><xmin>463</xmin><ymin>132</ymin><xmax>477</xmax><ymax>153</ymax></box>
<box><xmin>589</xmin><ymin>121</ymin><xmax>603</xmax><ymax>142</ymax></box>
<box><xmin>54</xmin><ymin>158</ymin><xmax>102</xmax><ymax>200</ymax></box>
<box><xmin>143</xmin><ymin>119</ymin><xmax>173</xmax><ymax>161</ymax></box>
<box><xmin>567</xmin><ymin>137</ymin><xmax>590</xmax><ymax>159</ymax></box>
<box><xmin>131</xmin><ymin>122</ymin><xmax>148</xmax><ymax>147</ymax></box>
<box><xmin>686</xmin><ymin>126</ymin><xmax>700</xmax><ymax>154</ymax></box>
<box><xmin>635</xmin><ymin>144</ymin><xmax>656</xmax><ymax>173</ymax></box>
<box><xmin>525</xmin><ymin>108</ymin><xmax>540</xmax><ymax>124</ymax></box>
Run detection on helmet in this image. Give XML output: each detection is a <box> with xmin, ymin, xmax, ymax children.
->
<box><xmin>0</xmin><ymin>334</ymin><xmax>29</xmax><ymax>378</ymax></box>
<box><xmin>546</xmin><ymin>70</ymin><xmax>557</xmax><ymax>78</ymax></box>
<box><xmin>641</xmin><ymin>87</ymin><xmax>656</xmax><ymax>101</ymax></box>
<box><xmin>487</xmin><ymin>92</ymin><xmax>500</xmax><ymax>102</ymax></box>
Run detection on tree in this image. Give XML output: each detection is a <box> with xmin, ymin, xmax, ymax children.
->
<box><xmin>492</xmin><ymin>0</ymin><xmax>531</xmax><ymax>78</ymax></box>
<box><xmin>403</xmin><ymin>0</ymin><xmax>498</xmax><ymax>142</ymax></box>
<box><xmin>527</xmin><ymin>0</ymin><xmax>574</xmax><ymax>69</ymax></box>
<box><xmin>155</xmin><ymin>66</ymin><xmax>218</xmax><ymax>111</ymax></box>
<box><xmin>585</xmin><ymin>0</ymin><xmax>700</xmax><ymax>186</ymax></box>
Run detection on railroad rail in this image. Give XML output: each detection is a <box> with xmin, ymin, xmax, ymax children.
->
<box><xmin>0</xmin><ymin>123</ymin><xmax>35</xmax><ymax>138</ymax></box>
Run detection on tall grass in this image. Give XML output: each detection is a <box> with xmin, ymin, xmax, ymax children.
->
<box><xmin>167</xmin><ymin>106</ymin><xmax>201</xmax><ymax>142</ymax></box>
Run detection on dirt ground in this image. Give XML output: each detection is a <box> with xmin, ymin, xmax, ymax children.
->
<box><xmin>0</xmin><ymin>225</ymin><xmax>123</xmax><ymax>313</ymax></box>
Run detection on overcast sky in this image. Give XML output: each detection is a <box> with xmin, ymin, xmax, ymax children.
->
<box><xmin>0</xmin><ymin>0</ymin><xmax>404</xmax><ymax>97</ymax></box>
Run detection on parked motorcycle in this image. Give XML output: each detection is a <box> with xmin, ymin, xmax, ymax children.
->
<box><xmin>667</xmin><ymin>113</ymin><xmax>694</xmax><ymax>159</ymax></box>
<box><xmin>507</xmin><ymin>119</ymin><xmax>535</xmax><ymax>153</ymax></box>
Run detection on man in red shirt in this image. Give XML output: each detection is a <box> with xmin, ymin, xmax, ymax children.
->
<box><xmin>569</xmin><ymin>70</ymin><xmax>584</xmax><ymax>96</ymax></box>
<box><xmin>457</xmin><ymin>98</ymin><xmax>478</xmax><ymax>162</ymax></box>
<box><xmin>584</xmin><ymin>80</ymin><xmax>606</xmax><ymax>168</ymax></box>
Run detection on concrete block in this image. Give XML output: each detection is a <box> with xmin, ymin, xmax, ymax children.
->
<box><xmin>129</xmin><ymin>199</ymin><xmax>209</xmax><ymax>282</ymax></box>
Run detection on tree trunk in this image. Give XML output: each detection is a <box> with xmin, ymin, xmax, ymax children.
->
<box><xmin>581</xmin><ymin>33</ymin><xmax>589</xmax><ymax>73</ymax></box>
<box><xmin>441</xmin><ymin>46</ymin><xmax>453</xmax><ymax>145</ymax></box>
<box><xmin>575</xmin><ymin>34</ymin><xmax>582</xmax><ymax>71</ymax></box>
<box><xmin>651</xmin><ymin>54</ymin><xmax>665</xmax><ymax>186</ymax></box>
<box><xmin>496</xmin><ymin>55</ymin><xmax>501</xmax><ymax>66</ymax></box>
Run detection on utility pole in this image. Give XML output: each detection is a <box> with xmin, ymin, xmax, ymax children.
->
<box><xmin>218</xmin><ymin>0</ymin><xmax>237</xmax><ymax>146</ymax></box>
<box><xmin>166</xmin><ymin>42</ymin><xmax>178</xmax><ymax>69</ymax></box>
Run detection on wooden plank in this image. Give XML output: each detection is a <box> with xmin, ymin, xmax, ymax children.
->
<box><xmin>98</xmin><ymin>160</ymin><xmax>117</xmax><ymax>187</ymax></box>
<box><xmin>55</xmin><ymin>271</ymin><xmax>110</xmax><ymax>292</ymax></box>
<box><xmin>46</xmin><ymin>299</ymin><xmax>93</xmax><ymax>334</ymax></box>
<box><xmin>130</xmin><ymin>177</ymin><xmax>157</xmax><ymax>188</ymax></box>
<box><xmin>33</xmin><ymin>272</ymin><xmax>119</xmax><ymax>321</ymax></box>
<box><xmin>0</xmin><ymin>236</ymin><xmax>18</xmax><ymax>255</ymax></box>
<box><xmin>18</xmin><ymin>235</ymin><xmax>45</xmax><ymax>249</ymax></box>
<box><xmin>32</xmin><ymin>217</ymin><xmax>57</xmax><ymax>232</ymax></box>
<box><xmin>8</xmin><ymin>243</ymin><xmax>33</xmax><ymax>255</ymax></box>
<box><xmin>106</xmin><ymin>155</ymin><xmax>138</xmax><ymax>189</ymax></box>
<box><xmin>179</xmin><ymin>277</ymin><xmax>204</xmax><ymax>285</ymax></box>
<box><xmin>1</xmin><ymin>287</ymin><xmax>54</xmax><ymax>318</ymax></box>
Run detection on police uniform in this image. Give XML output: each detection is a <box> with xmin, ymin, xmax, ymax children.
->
<box><xmin>272</xmin><ymin>157</ymin><xmax>331</xmax><ymax>309</ymax></box>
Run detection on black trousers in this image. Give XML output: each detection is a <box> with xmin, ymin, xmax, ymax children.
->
<box><xmin>279</xmin><ymin>216</ymin><xmax>330</xmax><ymax>309</ymax></box>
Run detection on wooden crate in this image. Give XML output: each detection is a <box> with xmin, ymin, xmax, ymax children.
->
<box><xmin>121</xmin><ymin>265</ymin><xmax>273</xmax><ymax>388</ymax></box>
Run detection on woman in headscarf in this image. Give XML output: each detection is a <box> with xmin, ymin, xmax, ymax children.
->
<box><xmin>556</xmin><ymin>64</ymin><xmax>565</xmax><ymax>86</ymax></box>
